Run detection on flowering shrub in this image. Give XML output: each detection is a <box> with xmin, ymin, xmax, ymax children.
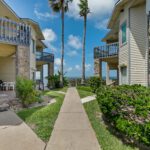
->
<box><xmin>96</xmin><ymin>85</ymin><xmax>150</xmax><ymax>146</ymax></box>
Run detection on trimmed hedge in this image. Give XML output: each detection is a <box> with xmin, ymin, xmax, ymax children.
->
<box><xmin>96</xmin><ymin>85</ymin><xmax>150</xmax><ymax>146</ymax></box>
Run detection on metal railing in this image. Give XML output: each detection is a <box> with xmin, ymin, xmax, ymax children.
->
<box><xmin>36</xmin><ymin>52</ymin><xmax>54</xmax><ymax>63</ymax></box>
<box><xmin>94</xmin><ymin>42</ymin><xmax>119</xmax><ymax>59</ymax></box>
<box><xmin>0</xmin><ymin>17</ymin><xmax>31</xmax><ymax>46</ymax></box>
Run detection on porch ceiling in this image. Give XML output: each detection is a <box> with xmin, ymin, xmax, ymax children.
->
<box><xmin>0</xmin><ymin>43</ymin><xmax>16</xmax><ymax>57</ymax></box>
<box><xmin>36</xmin><ymin>61</ymin><xmax>47</xmax><ymax>67</ymax></box>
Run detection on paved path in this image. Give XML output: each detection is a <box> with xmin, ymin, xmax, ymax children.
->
<box><xmin>81</xmin><ymin>95</ymin><xmax>96</xmax><ymax>104</ymax></box>
<box><xmin>46</xmin><ymin>87</ymin><xmax>101</xmax><ymax>150</ymax></box>
<box><xmin>0</xmin><ymin>111</ymin><xmax>45</xmax><ymax>150</ymax></box>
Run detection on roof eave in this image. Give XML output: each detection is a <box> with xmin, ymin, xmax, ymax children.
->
<box><xmin>107</xmin><ymin>0</ymin><xmax>123</xmax><ymax>29</ymax></box>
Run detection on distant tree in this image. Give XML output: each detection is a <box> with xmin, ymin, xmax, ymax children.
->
<box><xmin>49</xmin><ymin>0</ymin><xmax>73</xmax><ymax>87</ymax></box>
<box><xmin>78</xmin><ymin>0</ymin><xmax>90</xmax><ymax>84</ymax></box>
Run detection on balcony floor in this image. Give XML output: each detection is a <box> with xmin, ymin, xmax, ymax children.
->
<box><xmin>100</xmin><ymin>55</ymin><xmax>118</xmax><ymax>64</ymax></box>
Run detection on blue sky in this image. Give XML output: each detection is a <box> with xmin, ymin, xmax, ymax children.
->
<box><xmin>5</xmin><ymin>0</ymin><xmax>117</xmax><ymax>77</ymax></box>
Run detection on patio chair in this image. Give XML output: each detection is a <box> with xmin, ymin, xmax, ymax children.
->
<box><xmin>3</xmin><ymin>82</ymin><xmax>9</xmax><ymax>91</ymax></box>
<box><xmin>8</xmin><ymin>82</ymin><xmax>15</xmax><ymax>91</ymax></box>
<box><xmin>0</xmin><ymin>80</ymin><xmax>3</xmax><ymax>90</ymax></box>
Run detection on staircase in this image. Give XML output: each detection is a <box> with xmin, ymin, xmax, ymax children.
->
<box><xmin>0</xmin><ymin>94</ymin><xmax>10</xmax><ymax>112</ymax></box>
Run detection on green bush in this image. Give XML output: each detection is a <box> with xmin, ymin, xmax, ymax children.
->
<box><xmin>77</xmin><ymin>85</ymin><xmax>92</xmax><ymax>92</ymax></box>
<box><xmin>88</xmin><ymin>76</ymin><xmax>102</xmax><ymax>93</ymax></box>
<box><xmin>47</xmin><ymin>73</ymin><xmax>68</xmax><ymax>89</ymax></box>
<box><xmin>16</xmin><ymin>77</ymin><xmax>37</xmax><ymax>107</ymax></box>
<box><xmin>96</xmin><ymin>85</ymin><xmax>150</xmax><ymax>146</ymax></box>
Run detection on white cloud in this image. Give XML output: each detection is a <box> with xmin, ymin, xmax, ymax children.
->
<box><xmin>85</xmin><ymin>63</ymin><xmax>92</xmax><ymax>71</ymax></box>
<box><xmin>67</xmin><ymin>50</ymin><xmax>78</xmax><ymax>57</ymax></box>
<box><xmin>42</xmin><ymin>28</ymin><xmax>57</xmax><ymax>51</ymax></box>
<box><xmin>66</xmin><ymin>67</ymin><xmax>73</xmax><ymax>72</ymax></box>
<box><xmin>67</xmin><ymin>35</ymin><xmax>82</xmax><ymax>50</ymax></box>
<box><xmin>95</xmin><ymin>18</ymin><xmax>109</xmax><ymax>30</ymax></box>
<box><xmin>75</xmin><ymin>65</ymin><xmax>81</xmax><ymax>71</ymax></box>
<box><xmin>55</xmin><ymin>58</ymin><xmax>61</xmax><ymax>66</ymax></box>
<box><xmin>43</xmin><ymin>28</ymin><xmax>57</xmax><ymax>42</ymax></box>
<box><xmin>68</xmin><ymin>0</ymin><xmax>115</xmax><ymax>19</ymax></box>
<box><xmin>74</xmin><ymin>64</ymin><xmax>92</xmax><ymax>72</ymax></box>
<box><xmin>67</xmin><ymin>0</ymin><xmax>115</xmax><ymax>30</ymax></box>
<box><xmin>34</xmin><ymin>5</ymin><xmax>57</xmax><ymax>20</ymax></box>
<box><xmin>55</xmin><ymin>58</ymin><xmax>66</xmax><ymax>66</ymax></box>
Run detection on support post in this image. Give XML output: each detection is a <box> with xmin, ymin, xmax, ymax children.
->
<box><xmin>48</xmin><ymin>63</ymin><xmax>54</xmax><ymax>77</ymax></box>
<box><xmin>106</xmin><ymin>63</ymin><xmax>110</xmax><ymax>85</ymax></box>
<box><xmin>94</xmin><ymin>58</ymin><xmax>102</xmax><ymax>78</ymax></box>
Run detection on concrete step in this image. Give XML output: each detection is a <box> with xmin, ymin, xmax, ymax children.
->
<box><xmin>0</xmin><ymin>103</ymin><xmax>9</xmax><ymax>112</ymax></box>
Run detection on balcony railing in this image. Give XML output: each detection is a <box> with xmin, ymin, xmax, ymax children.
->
<box><xmin>36</xmin><ymin>52</ymin><xmax>54</xmax><ymax>63</ymax></box>
<box><xmin>94</xmin><ymin>42</ymin><xmax>119</xmax><ymax>59</ymax></box>
<box><xmin>0</xmin><ymin>18</ymin><xmax>31</xmax><ymax>46</ymax></box>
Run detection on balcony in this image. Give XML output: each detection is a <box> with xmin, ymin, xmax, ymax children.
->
<box><xmin>0</xmin><ymin>18</ymin><xmax>31</xmax><ymax>46</ymax></box>
<box><xmin>36</xmin><ymin>52</ymin><xmax>54</xmax><ymax>63</ymax></box>
<box><xmin>94</xmin><ymin>42</ymin><xmax>119</xmax><ymax>59</ymax></box>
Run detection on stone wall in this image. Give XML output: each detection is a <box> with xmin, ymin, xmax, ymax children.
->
<box><xmin>16</xmin><ymin>45</ymin><xmax>30</xmax><ymax>78</ymax></box>
<box><xmin>48</xmin><ymin>62</ymin><xmax>54</xmax><ymax>76</ymax></box>
<box><xmin>94</xmin><ymin>59</ymin><xmax>102</xmax><ymax>77</ymax></box>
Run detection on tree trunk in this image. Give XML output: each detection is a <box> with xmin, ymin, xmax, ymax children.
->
<box><xmin>81</xmin><ymin>16</ymin><xmax>87</xmax><ymax>85</ymax></box>
<box><xmin>60</xmin><ymin>1</ymin><xmax>64</xmax><ymax>87</ymax></box>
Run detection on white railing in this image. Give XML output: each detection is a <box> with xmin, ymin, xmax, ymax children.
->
<box><xmin>94</xmin><ymin>42</ymin><xmax>119</xmax><ymax>59</ymax></box>
<box><xmin>0</xmin><ymin>17</ymin><xmax>31</xmax><ymax>46</ymax></box>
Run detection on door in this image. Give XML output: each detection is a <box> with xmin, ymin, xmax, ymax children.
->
<box><xmin>121</xmin><ymin>66</ymin><xmax>127</xmax><ymax>85</ymax></box>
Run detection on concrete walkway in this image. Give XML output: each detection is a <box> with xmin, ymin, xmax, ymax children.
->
<box><xmin>0</xmin><ymin>111</ymin><xmax>45</xmax><ymax>150</ymax></box>
<box><xmin>46</xmin><ymin>87</ymin><xmax>101</xmax><ymax>150</ymax></box>
<box><xmin>81</xmin><ymin>95</ymin><xmax>96</xmax><ymax>104</ymax></box>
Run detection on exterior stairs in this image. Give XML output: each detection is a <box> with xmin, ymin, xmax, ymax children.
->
<box><xmin>0</xmin><ymin>94</ymin><xmax>10</xmax><ymax>112</ymax></box>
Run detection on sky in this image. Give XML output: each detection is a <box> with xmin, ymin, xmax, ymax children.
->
<box><xmin>5</xmin><ymin>0</ymin><xmax>117</xmax><ymax>78</ymax></box>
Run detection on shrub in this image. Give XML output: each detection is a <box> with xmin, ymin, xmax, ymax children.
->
<box><xmin>47</xmin><ymin>73</ymin><xmax>68</xmax><ymax>89</ymax></box>
<box><xmin>96</xmin><ymin>85</ymin><xmax>150</xmax><ymax>146</ymax></box>
<box><xmin>88</xmin><ymin>76</ymin><xmax>102</xmax><ymax>93</ymax></box>
<box><xmin>77</xmin><ymin>85</ymin><xmax>92</xmax><ymax>92</ymax></box>
<box><xmin>16</xmin><ymin>77</ymin><xmax>37</xmax><ymax>107</ymax></box>
<box><xmin>47</xmin><ymin>74</ymin><xmax>60</xmax><ymax>88</ymax></box>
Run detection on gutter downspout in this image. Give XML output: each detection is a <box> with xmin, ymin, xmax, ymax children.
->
<box><xmin>147</xmin><ymin>12</ymin><xmax>150</xmax><ymax>86</ymax></box>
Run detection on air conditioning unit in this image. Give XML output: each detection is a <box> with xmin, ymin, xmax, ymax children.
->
<box><xmin>146</xmin><ymin>0</ymin><xmax>150</xmax><ymax>15</ymax></box>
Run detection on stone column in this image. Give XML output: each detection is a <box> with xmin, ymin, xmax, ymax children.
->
<box><xmin>94</xmin><ymin>58</ymin><xmax>102</xmax><ymax>78</ymax></box>
<box><xmin>16</xmin><ymin>45</ymin><xmax>30</xmax><ymax>79</ymax></box>
<box><xmin>48</xmin><ymin>62</ymin><xmax>54</xmax><ymax>76</ymax></box>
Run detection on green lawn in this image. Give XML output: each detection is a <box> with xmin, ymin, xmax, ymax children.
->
<box><xmin>17</xmin><ymin>91</ymin><xmax>64</xmax><ymax>142</ymax></box>
<box><xmin>77</xmin><ymin>86</ymin><xmax>94</xmax><ymax>98</ymax></box>
<box><xmin>53</xmin><ymin>86</ymin><xmax>68</xmax><ymax>92</ymax></box>
<box><xmin>84</xmin><ymin>100</ymin><xmax>139</xmax><ymax>150</ymax></box>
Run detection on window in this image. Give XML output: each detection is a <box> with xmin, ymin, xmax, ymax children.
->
<box><xmin>32</xmin><ymin>72</ymin><xmax>35</xmax><ymax>81</ymax></box>
<box><xmin>121</xmin><ymin>66</ymin><xmax>127</xmax><ymax>84</ymax></box>
<box><xmin>121</xmin><ymin>22</ymin><xmax>127</xmax><ymax>45</ymax></box>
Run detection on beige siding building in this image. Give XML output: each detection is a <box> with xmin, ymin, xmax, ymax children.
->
<box><xmin>94</xmin><ymin>0</ymin><xmax>150</xmax><ymax>86</ymax></box>
<box><xmin>0</xmin><ymin>0</ymin><xmax>54</xmax><ymax>87</ymax></box>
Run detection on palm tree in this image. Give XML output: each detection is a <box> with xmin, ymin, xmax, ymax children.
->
<box><xmin>78</xmin><ymin>0</ymin><xmax>90</xmax><ymax>85</ymax></box>
<box><xmin>49</xmin><ymin>0</ymin><xmax>73</xmax><ymax>87</ymax></box>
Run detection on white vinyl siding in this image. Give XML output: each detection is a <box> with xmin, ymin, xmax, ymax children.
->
<box><xmin>119</xmin><ymin>4</ymin><xmax>129</xmax><ymax>85</ymax></box>
<box><xmin>130</xmin><ymin>4</ymin><xmax>148</xmax><ymax>86</ymax></box>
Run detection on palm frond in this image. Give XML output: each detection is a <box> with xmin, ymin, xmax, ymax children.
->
<box><xmin>78</xmin><ymin>0</ymin><xmax>90</xmax><ymax>17</ymax></box>
<box><xmin>49</xmin><ymin>0</ymin><xmax>73</xmax><ymax>13</ymax></box>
